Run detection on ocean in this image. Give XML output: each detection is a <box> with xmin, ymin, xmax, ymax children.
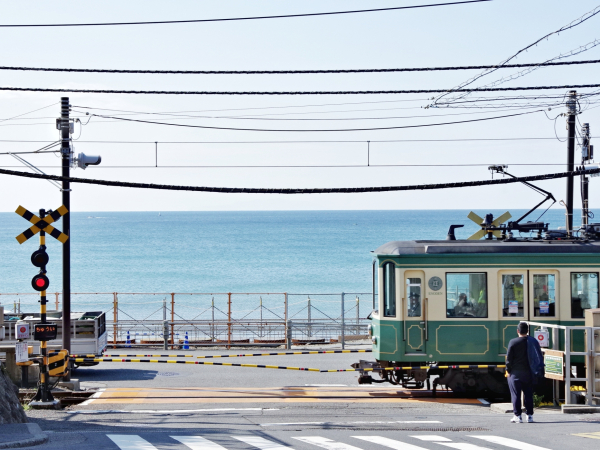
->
<box><xmin>0</xmin><ymin>209</ymin><xmax>575</xmax><ymax>319</ymax></box>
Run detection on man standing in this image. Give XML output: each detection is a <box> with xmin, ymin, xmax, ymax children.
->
<box><xmin>506</xmin><ymin>321</ymin><xmax>541</xmax><ymax>423</ymax></box>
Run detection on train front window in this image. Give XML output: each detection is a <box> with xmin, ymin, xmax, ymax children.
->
<box><xmin>571</xmin><ymin>273</ymin><xmax>599</xmax><ymax>318</ymax></box>
<box><xmin>382</xmin><ymin>262</ymin><xmax>396</xmax><ymax>317</ymax></box>
<box><xmin>533</xmin><ymin>274</ymin><xmax>556</xmax><ymax>317</ymax></box>
<box><xmin>445</xmin><ymin>273</ymin><xmax>487</xmax><ymax>318</ymax></box>
<box><xmin>502</xmin><ymin>274</ymin><xmax>525</xmax><ymax>317</ymax></box>
<box><xmin>406</xmin><ymin>278</ymin><xmax>421</xmax><ymax>317</ymax></box>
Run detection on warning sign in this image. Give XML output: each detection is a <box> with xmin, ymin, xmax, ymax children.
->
<box><xmin>15</xmin><ymin>342</ymin><xmax>28</xmax><ymax>363</ymax></box>
<box><xmin>535</xmin><ymin>329</ymin><xmax>549</xmax><ymax>348</ymax></box>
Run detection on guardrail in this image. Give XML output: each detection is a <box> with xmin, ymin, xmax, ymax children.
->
<box><xmin>1</xmin><ymin>291</ymin><xmax>375</xmax><ymax>349</ymax></box>
<box><xmin>527</xmin><ymin>320</ymin><xmax>600</xmax><ymax>407</ymax></box>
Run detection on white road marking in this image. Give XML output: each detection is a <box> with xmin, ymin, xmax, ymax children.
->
<box><xmin>106</xmin><ymin>434</ymin><xmax>157</xmax><ymax>450</ymax></box>
<box><xmin>410</xmin><ymin>436</ymin><xmax>452</xmax><ymax>442</ymax></box>
<box><xmin>293</xmin><ymin>437</ymin><xmax>363</xmax><ymax>450</ymax></box>
<box><xmin>69</xmin><ymin>408</ymin><xmax>276</xmax><ymax>414</ymax></box>
<box><xmin>260</xmin><ymin>420</ymin><xmax>441</xmax><ymax>426</ymax></box>
<box><xmin>233</xmin><ymin>436</ymin><xmax>291</xmax><ymax>450</ymax></box>
<box><xmin>469</xmin><ymin>436</ymin><xmax>551</xmax><ymax>450</ymax></box>
<box><xmin>438</xmin><ymin>444</ymin><xmax>492</xmax><ymax>450</ymax></box>
<box><xmin>79</xmin><ymin>388</ymin><xmax>105</xmax><ymax>406</ymax></box>
<box><xmin>353</xmin><ymin>435</ymin><xmax>429</xmax><ymax>449</ymax></box>
<box><xmin>171</xmin><ymin>436</ymin><xmax>228</xmax><ymax>450</ymax></box>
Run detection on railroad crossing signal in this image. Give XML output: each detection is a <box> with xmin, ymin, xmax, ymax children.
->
<box><xmin>15</xmin><ymin>205</ymin><xmax>69</xmax><ymax>244</ymax></box>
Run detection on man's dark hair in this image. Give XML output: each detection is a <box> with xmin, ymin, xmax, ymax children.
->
<box><xmin>517</xmin><ymin>322</ymin><xmax>529</xmax><ymax>335</ymax></box>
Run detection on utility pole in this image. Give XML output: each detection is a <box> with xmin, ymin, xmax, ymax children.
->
<box><xmin>566</xmin><ymin>90</ymin><xmax>577</xmax><ymax>236</ymax></box>
<box><xmin>59</xmin><ymin>98</ymin><xmax>72</xmax><ymax>366</ymax></box>
<box><xmin>581</xmin><ymin>123</ymin><xmax>592</xmax><ymax>228</ymax></box>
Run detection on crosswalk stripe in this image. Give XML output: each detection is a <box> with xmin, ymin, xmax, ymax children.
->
<box><xmin>469</xmin><ymin>436</ymin><xmax>551</xmax><ymax>450</ymax></box>
<box><xmin>437</xmin><ymin>444</ymin><xmax>492</xmax><ymax>450</ymax></box>
<box><xmin>410</xmin><ymin>436</ymin><xmax>452</xmax><ymax>442</ymax></box>
<box><xmin>170</xmin><ymin>436</ymin><xmax>229</xmax><ymax>450</ymax></box>
<box><xmin>353</xmin><ymin>435</ymin><xmax>429</xmax><ymax>449</ymax></box>
<box><xmin>232</xmin><ymin>436</ymin><xmax>291</xmax><ymax>450</ymax></box>
<box><xmin>293</xmin><ymin>437</ymin><xmax>363</xmax><ymax>450</ymax></box>
<box><xmin>106</xmin><ymin>435</ymin><xmax>158</xmax><ymax>450</ymax></box>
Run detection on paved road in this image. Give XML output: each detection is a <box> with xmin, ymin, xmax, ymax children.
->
<box><xmin>22</xmin><ymin>348</ymin><xmax>600</xmax><ymax>449</ymax></box>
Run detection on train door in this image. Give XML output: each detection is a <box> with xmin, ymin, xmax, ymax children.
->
<box><xmin>499</xmin><ymin>270</ymin><xmax>529</xmax><ymax>353</ymax></box>
<box><xmin>404</xmin><ymin>270</ymin><xmax>426</xmax><ymax>354</ymax></box>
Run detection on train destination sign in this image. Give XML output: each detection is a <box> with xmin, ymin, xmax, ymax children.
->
<box><xmin>543</xmin><ymin>349</ymin><xmax>564</xmax><ymax>381</ymax></box>
<box><xmin>34</xmin><ymin>323</ymin><xmax>58</xmax><ymax>341</ymax></box>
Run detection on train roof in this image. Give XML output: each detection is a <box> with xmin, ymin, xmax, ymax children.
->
<box><xmin>374</xmin><ymin>240</ymin><xmax>600</xmax><ymax>256</ymax></box>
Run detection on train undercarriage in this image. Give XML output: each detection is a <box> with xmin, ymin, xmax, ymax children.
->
<box><xmin>353</xmin><ymin>360</ymin><xmax>509</xmax><ymax>397</ymax></box>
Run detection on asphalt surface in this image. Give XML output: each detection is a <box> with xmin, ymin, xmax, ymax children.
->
<box><xmin>18</xmin><ymin>347</ymin><xmax>600</xmax><ymax>449</ymax></box>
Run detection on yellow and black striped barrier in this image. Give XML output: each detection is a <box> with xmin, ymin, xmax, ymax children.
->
<box><xmin>324</xmin><ymin>364</ymin><xmax>506</xmax><ymax>373</ymax></box>
<box><xmin>72</xmin><ymin>358</ymin><xmax>322</xmax><ymax>371</ymax></box>
<box><xmin>70</xmin><ymin>349</ymin><xmax>372</xmax><ymax>359</ymax></box>
<box><xmin>72</xmin><ymin>358</ymin><xmax>505</xmax><ymax>373</ymax></box>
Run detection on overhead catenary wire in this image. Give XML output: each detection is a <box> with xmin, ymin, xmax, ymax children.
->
<box><xmin>2</xmin><ymin>84</ymin><xmax>600</xmax><ymax>95</ymax></box>
<box><xmin>0</xmin><ymin>1</ymin><xmax>490</xmax><ymax>27</ymax></box>
<box><xmin>0</xmin><ymin>167</ymin><xmax>598</xmax><ymax>194</ymax></box>
<box><xmin>85</xmin><ymin>110</ymin><xmax>541</xmax><ymax>132</ymax></box>
<box><xmin>432</xmin><ymin>4</ymin><xmax>600</xmax><ymax>104</ymax></box>
<box><xmin>2</xmin><ymin>58</ymin><xmax>599</xmax><ymax>75</ymax></box>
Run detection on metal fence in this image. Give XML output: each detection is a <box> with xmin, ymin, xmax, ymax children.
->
<box><xmin>0</xmin><ymin>292</ymin><xmax>376</xmax><ymax>348</ymax></box>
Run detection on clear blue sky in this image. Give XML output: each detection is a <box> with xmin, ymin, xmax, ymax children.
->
<box><xmin>0</xmin><ymin>0</ymin><xmax>598</xmax><ymax>212</ymax></box>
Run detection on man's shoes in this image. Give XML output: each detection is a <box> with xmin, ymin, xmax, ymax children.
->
<box><xmin>527</xmin><ymin>415</ymin><xmax>534</xmax><ymax>423</ymax></box>
<box><xmin>511</xmin><ymin>415</ymin><xmax>523</xmax><ymax>423</ymax></box>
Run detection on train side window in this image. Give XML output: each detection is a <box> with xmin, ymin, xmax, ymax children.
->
<box><xmin>382</xmin><ymin>262</ymin><xmax>396</xmax><ymax>317</ymax></box>
<box><xmin>533</xmin><ymin>274</ymin><xmax>556</xmax><ymax>317</ymax></box>
<box><xmin>502</xmin><ymin>274</ymin><xmax>525</xmax><ymax>317</ymax></box>
<box><xmin>571</xmin><ymin>273</ymin><xmax>599</xmax><ymax>319</ymax></box>
<box><xmin>406</xmin><ymin>278</ymin><xmax>421</xmax><ymax>317</ymax></box>
<box><xmin>445</xmin><ymin>273</ymin><xmax>487</xmax><ymax>318</ymax></box>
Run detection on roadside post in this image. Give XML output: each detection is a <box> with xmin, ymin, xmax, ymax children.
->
<box><xmin>15</xmin><ymin>205</ymin><xmax>69</xmax><ymax>407</ymax></box>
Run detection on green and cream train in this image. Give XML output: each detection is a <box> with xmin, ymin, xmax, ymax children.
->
<box><xmin>364</xmin><ymin>237</ymin><xmax>600</xmax><ymax>395</ymax></box>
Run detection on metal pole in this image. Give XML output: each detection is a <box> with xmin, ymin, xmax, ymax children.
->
<box><xmin>37</xmin><ymin>210</ymin><xmax>52</xmax><ymax>402</ymax></box>
<box><xmin>566</xmin><ymin>90</ymin><xmax>577</xmax><ymax>236</ymax></box>
<box><xmin>565</xmin><ymin>329</ymin><xmax>571</xmax><ymax>404</ymax></box>
<box><xmin>227</xmin><ymin>292</ymin><xmax>232</xmax><ymax>349</ymax></box>
<box><xmin>55</xmin><ymin>293</ymin><xmax>59</xmax><ymax>311</ymax></box>
<box><xmin>163</xmin><ymin>320</ymin><xmax>168</xmax><ymax>351</ymax></box>
<box><xmin>307</xmin><ymin>297</ymin><xmax>311</xmax><ymax>338</ymax></box>
<box><xmin>587</xmin><ymin>328</ymin><xmax>594</xmax><ymax>405</ymax></box>
<box><xmin>211</xmin><ymin>297</ymin><xmax>215</xmax><ymax>342</ymax></box>
<box><xmin>341</xmin><ymin>292</ymin><xmax>345</xmax><ymax>349</ymax></box>
<box><xmin>60</xmin><ymin>97</ymin><xmax>72</xmax><ymax>359</ymax></box>
<box><xmin>286</xmin><ymin>320</ymin><xmax>292</xmax><ymax>350</ymax></box>
<box><xmin>552</xmin><ymin>327</ymin><xmax>559</xmax><ymax>406</ymax></box>
<box><xmin>170</xmin><ymin>293</ymin><xmax>175</xmax><ymax>350</ymax></box>
<box><xmin>113</xmin><ymin>293</ymin><xmax>118</xmax><ymax>348</ymax></box>
<box><xmin>356</xmin><ymin>296</ymin><xmax>359</xmax><ymax>335</ymax></box>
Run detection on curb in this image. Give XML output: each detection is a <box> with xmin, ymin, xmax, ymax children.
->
<box><xmin>0</xmin><ymin>423</ymin><xmax>48</xmax><ymax>449</ymax></box>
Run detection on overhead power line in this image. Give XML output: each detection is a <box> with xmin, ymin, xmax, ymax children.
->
<box><xmin>87</xmin><ymin>110</ymin><xmax>540</xmax><ymax>132</ymax></box>
<box><xmin>0</xmin><ymin>1</ymin><xmax>490</xmax><ymax>27</ymax></box>
<box><xmin>433</xmin><ymin>4</ymin><xmax>600</xmax><ymax>104</ymax></box>
<box><xmin>2</xmin><ymin>59</ymin><xmax>598</xmax><ymax>75</ymax></box>
<box><xmin>3</xmin><ymin>84</ymin><xmax>600</xmax><ymax>96</ymax></box>
<box><xmin>0</xmin><ymin>167</ymin><xmax>597</xmax><ymax>194</ymax></box>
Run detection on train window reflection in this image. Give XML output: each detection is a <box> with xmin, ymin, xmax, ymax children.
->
<box><xmin>502</xmin><ymin>274</ymin><xmax>524</xmax><ymax>317</ymax></box>
<box><xmin>571</xmin><ymin>273</ymin><xmax>599</xmax><ymax>318</ymax></box>
<box><xmin>446</xmin><ymin>273</ymin><xmax>487</xmax><ymax>318</ymax></box>
<box><xmin>533</xmin><ymin>274</ymin><xmax>556</xmax><ymax>317</ymax></box>
<box><xmin>406</xmin><ymin>278</ymin><xmax>421</xmax><ymax>317</ymax></box>
<box><xmin>382</xmin><ymin>262</ymin><xmax>396</xmax><ymax>317</ymax></box>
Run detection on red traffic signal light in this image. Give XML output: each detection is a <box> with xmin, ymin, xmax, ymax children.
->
<box><xmin>31</xmin><ymin>247</ymin><xmax>49</xmax><ymax>268</ymax></box>
<box><xmin>32</xmin><ymin>274</ymin><xmax>49</xmax><ymax>292</ymax></box>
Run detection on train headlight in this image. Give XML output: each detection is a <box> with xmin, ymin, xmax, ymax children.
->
<box><xmin>367</xmin><ymin>324</ymin><xmax>373</xmax><ymax>336</ymax></box>
<box><xmin>371</xmin><ymin>336</ymin><xmax>377</xmax><ymax>345</ymax></box>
